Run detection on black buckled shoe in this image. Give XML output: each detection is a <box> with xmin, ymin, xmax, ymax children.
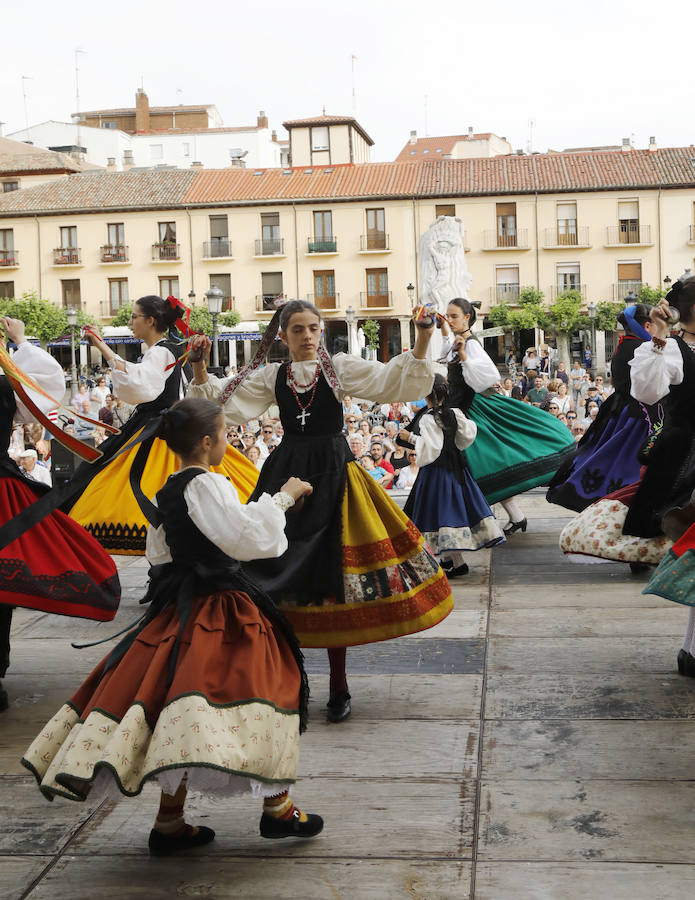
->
<box><xmin>0</xmin><ymin>681</ymin><xmax>8</xmax><ymax>712</ymax></box>
<box><xmin>677</xmin><ymin>649</ymin><xmax>695</xmax><ymax>677</ymax></box>
<box><xmin>260</xmin><ymin>808</ymin><xmax>324</xmax><ymax>840</ymax></box>
<box><xmin>148</xmin><ymin>824</ymin><xmax>216</xmax><ymax>856</ymax></box>
<box><xmin>503</xmin><ymin>518</ymin><xmax>528</xmax><ymax>535</ymax></box>
<box><xmin>447</xmin><ymin>563</ymin><xmax>469</xmax><ymax>578</ymax></box>
<box><xmin>326</xmin><ymin>690</ymin><xmax>351</xmax><ymax>723</ymax></box>
<box><xmin>441</xmin><ymin>559</ymin><xmax>454</xmax><ymax>572</ymax></box>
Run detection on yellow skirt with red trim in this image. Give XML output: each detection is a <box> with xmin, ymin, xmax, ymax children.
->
<box><xmin>68</xmin><ymin>435</ymin><xmax>258</xmax><ymax>555</ymax></box>
<box><xmin>278</xmin><ymin>462</ymin><xmax>453</xmax><ymax>647</ymax></box>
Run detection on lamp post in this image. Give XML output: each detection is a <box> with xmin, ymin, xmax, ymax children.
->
<box><xmin>188</xmin><ymin>289</ymin><xmax>196</xmax><ymax>305</ymax></box>
<box><xmin>345</xmin><ymin>304</ymin><xmax>356</xmax><ymax>356</ymax></box>
<box><xmin>406</xmin><ymin>283</ymin><xmax>415</xmax><ymax>308</ymax></box>
<box><xmin>66</xmin><ymin>306</ymin><xmax>78</xmax><ymax>394</ymax></box>
<box><xmin>205</xmin><ymin>285</ymin><xmax>223</xmax><ymax>369</ymax></box>
<box><xmin>586</xmin><ymin>301</ymin><xmax>597</xmax><ymax>376</ymax></box>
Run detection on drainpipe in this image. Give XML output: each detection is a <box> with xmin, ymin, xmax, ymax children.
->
<box><xmin>412</xmin><ymin>197</ymin><xmax>419</xmax><ymax>294</ymax></box>
<box><xmin>34</xmin><ymin>216</ymin><xmax>42</xmax><ymax>297</ymax></box>
<box><xmin>657</xmin><ymin>185</ymin><xmax>663</xmax><ymax>283</ymax></box>
<box><xmin>534</xmin><ymin>192</ymin><xmax>540</xmax><ymax>290</ymax></box>
<box><xmin>292</xmin><ymin>203</ymin><xmax>299</xmax><ymax>299</ymax></box>
<box><xmin>185</xmin><ymin>207</ymin><xmax>194</xmax><ymax>296</ymax></box>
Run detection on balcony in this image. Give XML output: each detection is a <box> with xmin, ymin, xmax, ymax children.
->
<box><xmin>254</xmin><ymin>238</ymin><xmax>285</xmax><ymax>256</ymax></box>
<box><xmin>359</xmin><ymin>233</ymin><xmax>390</xmax><ymax>252</ymax></box>
<box><xmin>100</xmin><ymin>244</ymin><xmax>129</xmax><ymax>263</ymax></box>
<box><xmin>152</xmin><ymin>242</ymin><xmax>180</xmax><ymax>261</ymax></box>
<box><xmin>482</xmin><ymin>228</ymin><xmax>530</xmax><ymax>250</ymax></box>
<box><xmin>307</xmin><ymin>236</ymin><xmax>338</xmax><ymax>254</ymax></box>
<box><xmin>689</xmin><ymin>225</ymin><xmax>695</xmax><ymax>245</ymax></box>
<box><xmin>360</xmin><ymin>291</ymin><xmax>393</xmax><ymax>309</ymax></box>
<box><xmin>307</xmin><ymin>291</ymin><xmax>340</xmax><ymax>311</ymax></box>
<box><xmin>0</xmin><ymin>249</ymin><xmax>18</xmax><ymax>268</ymax></box>
<box><xmin>256</xmin><ymin>293</ymin><xmax>286</xmax><ymax>312</ymax></box>
<box><xmin>53</xmin><ymin>247</ymin><xmax>81</xmax><ymax>265</ymax></box>
<box><xmin>613</xmin><ymin>281</ymin><xmax>644</xmax><ymax>302</ymax></box>
<box><xmin>605</xmin><ymin>224</ymin><xmax>653</xmax><ymax>246</ymax></box>
<box><xmin>490</xmin><ymin>284</ymin><xmax>520</xmax><ymax>303</ymax></box>
<box><xmin>550</xmin><ymin>283</ymin><xmax>587</xmax><ymax>300</ymax></box>
<box><xmin>203</xmin><ymin>239</ymin><xmax>233</xmax><ymax>258</ymax></box>
<box><xmin>542</xmin><ymin>225</ymin><xmax>590</xmax><ymax>248</ymax></box>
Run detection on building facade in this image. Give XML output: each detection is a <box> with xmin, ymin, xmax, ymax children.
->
<box><xmin>1</xmin><ymin>142</ymin><xmax>695</xmax><ymax>362</ymax></box>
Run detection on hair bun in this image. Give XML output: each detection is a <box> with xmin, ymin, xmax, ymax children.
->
<box><xmin>157</xmin><ymin>406</ymin><xmax>190</xmax><ymax>438</ymax></box>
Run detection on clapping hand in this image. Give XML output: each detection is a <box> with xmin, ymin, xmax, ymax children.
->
<box><xmin>1</xmin><ymin>317</ymin><xmax>25</xmax><ymax>346</ymax></box>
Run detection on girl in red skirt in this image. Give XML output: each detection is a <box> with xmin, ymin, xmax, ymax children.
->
<box><xmin>23</xmin><ymin>397</ymin><xmax>323</xmax><ymax>855</ymax></box>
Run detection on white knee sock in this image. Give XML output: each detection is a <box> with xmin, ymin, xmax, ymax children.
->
<box><xmin>501</xmin><ymin>497</ymin><xmax>524</xmax><ymax>523</ymax></box>
<box><xmin>685</xmin><ymin>607</ymin><xmax>695</xmax><ymax>655</ymax></box>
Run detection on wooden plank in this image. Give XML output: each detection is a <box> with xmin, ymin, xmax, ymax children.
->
<box><xmin>69</xmin><ymin>778</ymin><xmax>475</xmax><ymax>860</ymax></box>
<box><xmin>30</xmin><ymin>857</ymin><xmax>471</xmax><ymax>899</ymax></box>
<box><xmin>489</xmin><ymin>607</ymin><xmax>687</xmax><ymax>638</ymax></box>
<box><xmin>486</xmin><ymin>673</ymin><xmax>695</xmax><ymax>720</ymax></box>
<box><xmin>483</xmin><ymin>720</ymin><xmax>695</xmax><ymax>780</ymax></box>
<box><xmin>303</xmin><ymin>639</ymin><xmax>485</xmax><ymax>675</ymax></box>
<box><xmin>0</xmin><ymin>856</ymin><xmax>52</xmax><ymax>900</ymax></box>
<box><xmin>487</xmin><ymin>636</ymin><xmax>680</xmax><ymax>674</ymax></box>
<box><xmin>399</xmin><ymin>610</ymin><xmax>486</xmax><ymax>640</ymax></box>
<box><xmin>478</xmin><ymin>779</ymin><xmax>695</xmax><ymax>862</ymax></box>
<box><xmin>493</xmin><ymin>584</ymin><xmax>675</xmax><ymax>609</ymax></box>
<box><xmin>475</xmin><ymin>862</ymin><xmax>695</xmax><ymax>900</ymax></box>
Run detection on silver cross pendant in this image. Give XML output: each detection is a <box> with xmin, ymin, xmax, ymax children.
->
<box><xmin>297</xmin><ymin>409</ymin><xmax>311</xmax><ymax>429</ymax></box>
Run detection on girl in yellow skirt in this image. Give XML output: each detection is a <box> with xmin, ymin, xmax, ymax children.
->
<box><xmin>189</xmin><ymin>300</ymin><xmax>452</xmax><ymax>723</ymax></box>
<box><xmin>68</xmin><ymin>295</ymin><xmax>258</xmax><ymax>554</ymax></box>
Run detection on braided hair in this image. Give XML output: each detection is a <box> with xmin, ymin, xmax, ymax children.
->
<box><xmin>427</xmin><ymin>373</ymin><xmax>451</xmax><ymax>431</ymax></box>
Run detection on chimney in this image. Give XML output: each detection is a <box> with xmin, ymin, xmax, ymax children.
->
<box><xmin>271</xmin><ymin>130</ymin><xmax>277</xmax><ymax>142</ymax></box>
<box><xmin>257</xmin><ymin>110</ymin><xmax>268</xmax><ymax>129</ymax></box>
<box><xmin>649</xmin><ymin>135</ymin><xmax>657</xmax><ymax>151</ymax></box>
<box><xmin>122</xmin><ymin>149</ymin><xmax>135</xmax><ymax>171</ymax></box>
<box><xmin>468</xmin><ymin>126</ymin><xmax>473</xmax><ymax>136</ymax></box>
<box><xmin>135</xmin><ymin>89</ymin><xmax>150</xmax><ymax>133</ymax></box>
<box><xmin>409</xmin><ymin>129</ymin><xmax>417</xmax><ymax>144</ymax></box>
<box><xmin>107</xmin><ymin>157</ymin><xmax>117</xmax><ymax>171</ymax></box>
<box><xmin>621</xmin><ymin>137</ymin><xmax>631</xmax><ymax>151</ymax></box>
<box><xmin>190</xmin><ymin>160</ymin><xmax>203</xmax><ymax>168</ymax></box>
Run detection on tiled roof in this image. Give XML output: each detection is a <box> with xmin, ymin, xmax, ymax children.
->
<box><xmin>76</xmin><ymin>104</ymin><xmax>214</xmax><ymax>117</ymax></box>
<box><xmin>0</xmin><ymin>137</ymin><xmax>87</xmax><ymax>175</ymax></box>
<box><xmin>282</xmin><ymin>115</ymin><xmax>374</xmax><ymax>146</ymax></box>
<box><xmin>1</xmin><ymin>148</ymin><xmax>694</xmax><ymax>216</ymax></box>
<box><xmin>395</xmin><ymin>133</ymin><xmax>499</xmax><ymax>161</ymax></box>
<box><xmin>0</xmin><ymin>169</ymin><xmax>196</xmax><ymax>214</ymax></box>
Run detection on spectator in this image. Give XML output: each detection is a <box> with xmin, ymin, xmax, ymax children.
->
<box><xmin>358</xmin><ymin>419</ymin><xmax>372</xmax><ymax>447</ymax></box>
<box><xmin>359</xmin><ymin>454</ymin><xmax>390</xmax><ymax>488</ymax></box>
<box><xmin>273</xmin><ymin>422</ymin><xmax>284</xmax><ymax>442</ymax></box>
<box><xmin>395</xmin><ymin>450</ymin><xmax>419</xmax><ymax>489</ymax></box>
<box><xmin>342</xmin><ymin>394</ymin><xmax>360</xmax><ymax>418</ymax></box>
<box><xmin>557</xmin><ymin>413</ymin><xmax>569</xmax><ymax>428</ymax></box>
<box><xmin>384</xmin><ymin>420</ymin><xmax>399</xmax><ymax>450</ymax></box>
<box><xmin>500</xmin><ymin>377</ymin><xmax>514</xmax><ymax>397</ymax></box>
<box><xmin>255</xmin><ymin>420</ymin><xmax>276</xmax><ymax>460</ymax></box>
<box><xmin>581</xmin><ymin>401</ymin><xmax>600</xmax><ymax>428</ymax></box>
<box><xmin>387</xmin><ymin>440</ymin><xmax>409</xmax><ymax>475</ymax></box>
<box><xmin>572</xmin><ymin>423</ymin><xmax>586</xmax><ymax>443</ymax></box>
<box><xmin>347</xmin><ymin>435</ymin><xmax>365</xmax><ymax>459</ymax></box>
<box><xmin>112</xmin><ymin>397</ymin><xmax>134</xmax><ymax>427</ymax></box>
<box><xmin>583</xmin><ymin>344</ymin><xmax>593</xmax><ymax>371</ymax></box>
<box><xmin>229</xmin><ymin>436</ymin><xmax>244</xmax><ymax>452</ymax></box>
<box><xmin>344</xmin><ymin>415</ymin><xmax>360</xmax><ymax>436</ymax></box>
<box><xmin>19</xmin><ymin>449</ymin><xmax>52</xmax><ymax>486</ymax></box>
<box><xmin>583</xmin><ymin>385</ymin><xmax>603</xmax><ymax>416</ymax></box>
<box><xmin>99</xmin><ymin>395</ymin><xmax>116</xmax><ymax>427</ymax></box>
<box><xmin>569</xmin><ymin>361</ymin><xmax>586</xmax><ymax>407</ymax></box>
<box><xmin>538</xmin><ymin>345</ymin><xmax>550</xmax><ymax>375</ymax></box>
<box><xmin>555</xmin><ymin>361</ymin><xmax>569</xmax><ymax>385</ymax></box>
<box><xmin>370</xmin><ymin>441</ymin><xmax>394</xmax><ymax>489</ymax></box>
<box><xmin>519</xmin><ymin>368</ymin><xmax>537</xmax><ymax>396</ymax></box>
<box><xmin>241</xmin><ymin>433</ymin><xmax>256</xmax><ymax>453</ymax></box>
<box><xmin>409</xmin><ymin>397</ymin><xmax>427</xmax><ymax>417</ymax></box>
<box><xmin>594</xmin><ymin>375</ymin><xmax>610</xmax><ymax>400</ymax></box>
<box><xmin>511</xmin><ymin>385</ymin><xmax>524</xmax><ymax>401</ymax></box>
<box><xmin>244</xmin><ymin>445</ymin><xmax>264</xmax><ymax>471</ymax></box>
<box><xmin>91</xmin><ymin>376</ymin><xmax>110</xmax><ymax>409</ymax></box>
<box><xmin>526</xmin><ymin>377</ymin><xmax>549</xmax><ymax>407</ymax></box>
<box><xmin>72</xmin><ymin>383</ymin><xmax>91</xmax><ymax>417</ymax></box>
<box><xmin>566</xmin><ymin>411</ymin><xmax>578</xmax><ymax>430</ymax></box>
<box><xmin>554</xmin><ymin>382</ymin><xmax>573</xmax><ymax>415</ymax></box>
<box><xmin>547</xmin><ymin>400</ymin><xmax>561</xmax><ymax>417</ymax></box>
<box><xmin>522</xmin><ymin>347</ymin><xmax>539</xmax><ymax>372</ymax></box>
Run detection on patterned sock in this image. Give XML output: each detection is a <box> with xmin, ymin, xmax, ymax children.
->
<box><xmin>327</xmin><ymin>646</ymin><xmax>348</xmax><ymax>694</ymax></box>
<box><xmin>154</xmin><ymin>780</ymin><xmax>197</xmax><ymax>837</ymax></box>
<box><xmin>263</xmin><ymin>790</ymin><xmax>308</xmax><ymax>823</ymax></box>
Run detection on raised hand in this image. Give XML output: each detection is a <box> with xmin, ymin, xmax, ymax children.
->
<box><xmin>1</xmin><ymin>317</ymin><xmax>25</xmax><ymax>345</ymax></box>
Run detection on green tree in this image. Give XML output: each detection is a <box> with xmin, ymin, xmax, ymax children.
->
<box><xmin>536</xmin><ymin>290</ymin><xmax>588</xmax><ymax>366</ymax></box>
<box><xmin>594</xmin><ymin>301</ymin><xmax>622</xmax><ymax>332</ymax></box>
<box><xmin>109</xmin><ymin>303</ymin><xmax>134</xmax><ymax>327</ymax></box>
<box><xmin>220</xmin><ymin>310</ymin><xmax>241</xmax><ymax>328</ymax></box>
<box><xmin>637</xmin><ymin>284</ymin><xmax>667</xmax><ymax>304</ymax></box>
<box><xmin>0</xmin><ymin>292</ymin><xmax>94</xmax><ymax>344</ymax></box>
<box><xmin>362</xmin><ymin>319</ymin><xmax>381</xmax><ymax>350</ymax></box>
<box><xmin>518</xmin><ymin>286</ymin><xmax>544</xmax><ymax>307</ymax></box>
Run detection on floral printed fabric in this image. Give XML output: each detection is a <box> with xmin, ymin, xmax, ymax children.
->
<box><xmin>559</xmin><ymin>498</ymin><xmax>672</xmax><ymax>564</ymax></box>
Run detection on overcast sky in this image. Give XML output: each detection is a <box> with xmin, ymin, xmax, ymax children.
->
<box><xmin>1</xmin><ymin>0</ymin><xmax>692</xmax><ymax>161</ymax></box>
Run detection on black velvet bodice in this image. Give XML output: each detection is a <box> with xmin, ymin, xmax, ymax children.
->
<box><xmin>0</xmin><ymin>377</ymin><xmax>16</xmax><ymax>458</ymax></box>
<box><xmin>446</xmin><ymin>338</ymin><xmax>476</xmax><ymax>413</ymax></box>
<box><xmin>275</xmin><ymin>363</ymin><xmax>344</xmax><ymax>436</ymax></box>
<box><xmin>135</xmin><ymin>339</ymin><xmax>182</xmax><ymax>416</ymax></box>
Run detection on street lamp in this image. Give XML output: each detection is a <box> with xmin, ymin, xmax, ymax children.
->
<box><xmin>345</xmin><ymin>304</ymin><xmax>356</xmax><ymax>356</ymax></box>
<box><xmin>587</xmin><ymin>301</ymin><xmax>597</xmax><ymax>375</ymax></box>
<box><xmin>664</xmin><ymin>276</ymin><xmax>672</xmax><ymax>291</ymax></box>
<box><xmin>406</xmin><ymin>283</ymin><xmax>415</xmax><ymax>307</ymax></box>
<box><xmin>205</xmin><ymin>285</ymin><xmax>223</xmax><ymax>369</ymax></box>
<box><xmin>624</xmin><ymin>290</ymin><xmax>637</xmax><ymax>306</ymax></box>
<box><xmin>188</xmin><ymin>289</ymin><xmax>196</xmax><ymax>305</ymax></box>
<box><xmin>66</xmin><ymin>306</ymin><xmax>78</xmax><ymax>395</ymax></box>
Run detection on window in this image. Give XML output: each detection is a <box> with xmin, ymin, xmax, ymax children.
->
<box><xmin>435</xmin><ymin>204</ymin><xmax>456</xmax><ymax>218</ymax></box>
<box><xmin>616</xmin><ymin>261</ymin><xmax>642</xmax><ymax>300</ymax></box>
<box><xmin>0</xmin><ymin>229</ymin><xmax>14</xmax><ymax>251</ymax></box>
<box><xmin>313</xmin><ymin>270</ymin><xmax>336</xmax><ymax>309</ymax></box>
<box><xmin>2</xmin><ymin>181</ymin><xmax>19</xmax><ymax>192</ymax></box>
<box><xmin>60</xmin><ymin>226</ymin><xmax>77</xmax><ymax>249</ymax></box>
<box><xmin>150</xmin><ymin>144</ymin><xmax>164</xmax><ymax>160</ymax></box>
<box><xmin>365</xmin><ymin>208</ymin><xmax>386</xmax><ymax>249</ymax></box>
<box><xmin>108</xmin><ymin>278</ymin><xmax>129</xmax><ymax>315</ymax></box>
<box><xmin>365</xmin><ymin>268</ymin><xmax>389</xmax><ymax>306</ymax></box>
<box><xmin>208</xmin><ymin>216</ymin><xmax>230</xmax><ymax>256</ymax></box>
<box><xmin>313</xmin><ymin>211</ymin><xmax>333</xmax><ymax>241</ymax></box>
<box><xmin>158</xmin><ymin>222</ymin><xmax>176</xmax><ymax>244</ymax></box>
<box><xmin>261</xmin><ymin>272</ymin><xmax>283</xmax><ymax>310</ymax></box>
<box><xmin>260</xmin><ymin>213</ymin><xmax>281</xmax><ymax>254</ymax></box>
<box><xmin>61</xmin><ymin>279</ymin><xmax>81</xmax><ymax>308</ymax></box>
<box><xmin>618</xmin><ymin>200</ymin><xmax>639</xmax><ymax>243</ymax></box>
<box><xmin>182</xmin><ymin>142</ymin><xmax>191</xmax><ymax>157</ymax></box>
<box><xmin>0</xmin><ymin>282</ymin><xmax>14</xmax><ymax>299</ymax></box>
<box><xmin>209</xmin><ymin>274</ymin><xmax>231</xmax><ymax>309</ymax></box>
<box><xmin>107</xmin><ymin>223</ymin><xmax>125</xmax><ymax>246</ymax></box>
<box><xmin>311</xmin><ymin>127</ymin><xmax>329</xmax><ymax>151</ymax></box>
<box><xmin>496</xmin><ymin>203</ymin><xmax>517</xmax><ymax>248</ymax></box>
<box><xmin>495</xmin><ymin>266</ymin><xmax>519</xmax><ymax>303</ymax></box>
<box><xmin>158</xmin><ymin>276</ymin><xmax>179</xmax><ymax>299</ymax></box>
<box><xmin>556</xmin><ymin>263</ymin><xmax>580</xmax><ymax>293</ymax></box>
<box><xmin>102</xmin><ymin>121</ymin><xmax>117</xmax><ymax>129</ymax></box>
<box><xmin>556</xmin><ymin>202</ymin><xmax>577</xmax><ymax>245</ymax></box>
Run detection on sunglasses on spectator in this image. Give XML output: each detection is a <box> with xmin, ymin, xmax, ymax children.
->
<box><xmin>262</xmin><ymin>429</ymin><xmax>273</xmax><ymax>434</ymax></box>
<box><xmin>347</xmin><ymin>419</ymin><xmax>357</xmax><ymax>424</ymax></box>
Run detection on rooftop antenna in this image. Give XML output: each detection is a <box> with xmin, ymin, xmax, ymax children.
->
<box><xmin>424</xmin><ymin>94</ymin><xmax>429</xmax><ymax>137</ymax></box>
<box><xmin>21</xmin><ymin>76</ymin><xmax>33</xmax><ymax>133</ymax></box>
<box><xmin>74</xmin><ymin>48</ymin><xmax>87</xmax><ymax>153</ymax></box>
<box><xmin>526</xmin><ymin>118</ymin><xmax>535</xmax><ymax>155</ymax></box>
<box><xmin>176</xmin><ymin>88</ymin><xmax>184</xmax><ymax>105</ymax></box>
<box><xmin>351</xmin><ymin>54</ymin><xmax>358</xmax><ymax>114</ymax></box>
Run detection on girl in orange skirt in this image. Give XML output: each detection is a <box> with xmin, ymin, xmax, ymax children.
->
<box><xmin>189</xmin><ymin>300</ymin><xmax>452</xmax><ymax>725</ymax></box>
<box><xmin>23</xmin><ymin>397</ymin><xmax>323</xmax><ymax>855</ymax></box>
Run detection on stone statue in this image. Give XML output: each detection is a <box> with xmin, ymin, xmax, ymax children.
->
<box><xmin>418</xmin><ymin>216</ymin><xmax>472</xmax><ymax>312</ymax></box>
